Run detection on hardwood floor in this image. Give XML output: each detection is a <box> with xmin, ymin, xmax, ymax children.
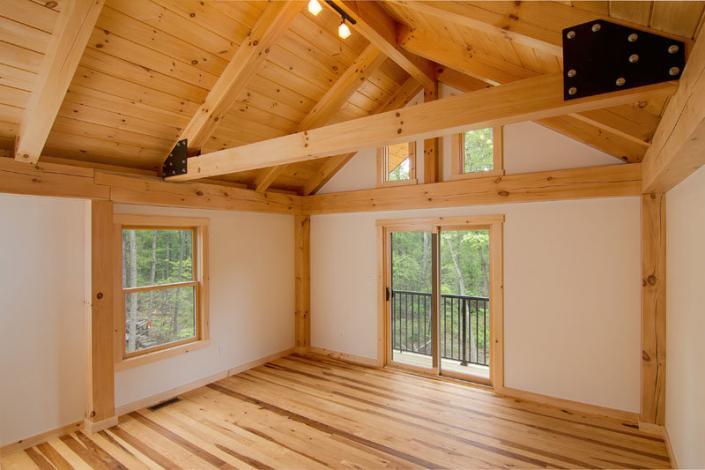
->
<box><xmin>2</xmin><ymin>354</ymin><xmax>671</xmax><ymax>469</ymax></box>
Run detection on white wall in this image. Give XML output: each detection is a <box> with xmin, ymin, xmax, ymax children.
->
<box><xmin>319</xmin><ymin>86</ymin><xmax>619</xmax><ymax>194</ymax></box>
<box><xmin>665</xmin><ymin>165</ymin><xmax>705</xmax><ymax>468</ymax></box>
<box><xmin>0</xmin><ymin>194</ymin><xmax>87</xmax><ymax>446</ymax></box>
<box><xmin>0</xmin><ymin>197</ymin><xmax>295</xmax><ymax>446</ymax></box>
<box><xmin>311</xmin><ymin>197</ymin><xmax>641</xmax><ymax>412</ymax></box>
<box><xmin>113</xmin><ymin>205</ymin><xmax>295</xmax><ymax>408</ymax></box>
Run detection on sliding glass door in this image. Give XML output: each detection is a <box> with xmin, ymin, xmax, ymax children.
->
<box><xmin>382</xmin><ymin>217</ymin><xmax>502</xmax><ymax>386</ymax></box>
<box><xmin>439</xmin><ymin>229</ymin><xmax>491</xmax><ymax>382</ymax></box>
<box><xmin>389</xmin><ymin>230</ymin><xmax>436</xmax><ymax>371</ymax></box>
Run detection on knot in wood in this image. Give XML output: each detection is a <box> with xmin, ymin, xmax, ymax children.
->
<box><xmin>498</xmin><ymin>190</ymin><xmax>510</xmax><ymax>197</ymax></box>
<box><xmin>647</xmin><ymin>274</ymin><xmax>657</xmax><ymax>285</ymax></box>
<box><xmin>195</xmin><ymin>190</ymin><xmax>204</xmax><ymax>196</ymax></box>
<box><xmin>642</xmin><ymin>350</ymin><xmax>651</xmax><ymax>361</ymax></box>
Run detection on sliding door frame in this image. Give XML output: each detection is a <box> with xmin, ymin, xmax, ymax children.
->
<box><xmin>377</xmin><ymin>215</ymin><xmax>505</xmax><ymax>389</ymax></box>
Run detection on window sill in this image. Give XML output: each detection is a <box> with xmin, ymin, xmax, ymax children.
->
<box><xmin>447</xmin><ymin>169</ymin><xmax>505</xmax><ymax>181</ymax></box>
<box><xmin>377</xmin><ymin>178</ymin><xmax>418</xmax><ymax>188</ymax></box>
<box><xmin>115</xmin><ymin>339</ymin><xmax>210</xmax><ymax>371</ymax></box>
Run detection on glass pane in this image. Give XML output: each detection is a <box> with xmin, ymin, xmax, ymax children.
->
<box><xmin>125</xmin><ymin>286</ymin><xmax>196</xmax><ymax>353</ymax></box>
<box><xmin>440</xmin><ymin>229</ymin><xmax>490</xmax><ymax>380</ymax></box>
<box><xmin>390</xmin><ymin>231</ymin><xmax>433</xmax><ymax>369</ymax></box>
<box><xmin>386</xmin><ymin>142</ymin><xmax>412</xmax><ymax>181</ymax></box>
<box><xmin>122</xmin><ymin>229</ymin><xmax>193</xmax><ymax>288</ymax></box>
<box><xmin>463</xmin><ymin>128</ymin><xmax>493</xmax><ymax>173</ymax></box>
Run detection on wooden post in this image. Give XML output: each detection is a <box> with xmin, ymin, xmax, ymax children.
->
<box><xmin>295</xmin><ymin>215</ymin><xmax>311</xmax><ymax>352</ymax></box>
<box><xmin>85</xmin><ymin>200</ymin><xmax>117</xmax><ymax>432</ymax></box>
<box><xmin>640</xmin><ymin>192</ymin><xmax>666</xmax><ymax>426</ymax></box>
<box><xmin>423</xmin><ymin>81</ymin><xmax>441</xmax><ymax>184</ymax></box>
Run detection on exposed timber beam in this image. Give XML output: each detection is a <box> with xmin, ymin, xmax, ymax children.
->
<box><xmin>173</xmin><ymin>1</ymin><xmax>303</xmax><ymax>156</ymax></box>
<box><xmin>642</xmin><ymin>23</ymin><xmax>705</xmax><ymax>192</ymax></box>
<box><xmin>302</xmin><ymin>76</ymin><xmax>423</xmax><ymax>195</ymax></box>
<box><xmin>294</xmin><ymin>215</ymin><xmax>311</xmax><ymax>351</ymax></box>
<box><xmin>395</xmin><ymin>0</ymin><xmax>691</xmax><ymax>57</ymax></box>
<box><xmin>331</xmin><ymin>0</ymin><xmax>435</xmax><ymax>89</ymax></box>
<box><xmin>255</xmin><ymin>44</ymin><xmax>386</xmax><ymax>192</ymax></box>
<box><xmin>167</xmin><ymin>74</ymin><xmax>674</xmax><ymax>181</ymax></box>
<box><xmin>0</xmin><ymin>158</ymin><xmax>302</xmax><ymax>214</ymax></box>
<box><xmin>85</xmin><ymin>199</ymin><xmax>116</xmax><ymax>433</ymax></box>
<box><xmin>402</xmin><ymin>26</ymin><xmax>655</xmax><ymax>161</ymax></box>
<box><xmin>640</xmin><ymin>192</ymin><xmax>666</xmax><ymax>425</ymax></box>
<box><xmin>15</xmin><ymin>0</ymin><xmax>104</xmax><ymax>164</ymax></box>
<box><xmin>303</xmin><ymin>163</ymin><xmax>641</xmax><ymax>214</ymax></box>
<box><xmin>423</xmin><ymin>81</ymin><xmax>441</xmax><ymax>183</ymax></box>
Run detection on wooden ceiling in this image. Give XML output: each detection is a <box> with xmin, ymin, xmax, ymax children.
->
<box><xmin>0</xmin><ymin>0</ymin><xmax>703</xmax><ymax>194</ymax></box>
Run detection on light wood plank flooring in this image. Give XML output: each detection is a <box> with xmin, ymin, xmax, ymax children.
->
<box><xmin>2</xmin><ymin>355</ymin><xmax>671</xmax><ymax>469</ymax></box>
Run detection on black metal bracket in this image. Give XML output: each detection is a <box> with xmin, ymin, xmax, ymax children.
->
<box><xmin>563</xmin><ymin>20</ymin><xmax>685</xmax><ymax>100</ymax></box>
<box><xmin>162</xmin><ymin>139</ymin><xmax>188</xmax><ymax>178</ymax></box>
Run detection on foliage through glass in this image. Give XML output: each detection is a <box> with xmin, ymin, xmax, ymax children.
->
<box><xmin>122</xmin><ymin>228</ymin><xmax>198</xmax><ymax>354</ymax></box>
<box><xmin>463</xmin><ymin>128</ymin><xmax>494</xmax><ymax>173</ymax></box>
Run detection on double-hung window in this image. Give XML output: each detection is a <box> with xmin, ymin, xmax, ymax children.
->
<box><xmin>114</xmin><ymin>215</ymin><xmax>209</xmax><ymax>368</ymax></box>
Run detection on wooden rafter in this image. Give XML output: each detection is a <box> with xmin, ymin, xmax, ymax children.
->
<box><xmin>401</xmin><ymin>25</ymin><xmax>656</xmax><ymax>162</ymax></box>
<box><xmin>330</xmin><ymin>0</ymin><xmax>435</xmax><ymax>88</ymax></box>
<box><xmin>254</xmin><ymin>43</ymin><xmax>386</xmax><ymax>193</ymax></box>
<box><xmin>395</xmin><ymin>0</ymin><xmax>691</xmax><ymax>57</ymax></box>
<box><xmin>167</xmin><ymin>73</ymin><xmax>674</xmax><ymax>181</ymax></box>
<box><xmin>15</xmin><ymin>0</ymin><xmax>105</xmax><ymax>164</ymax></box>
<box><xmin>642</xmin><ymin>22</ymin><xmax>705</xmax><ymax>192</ymax></box>
<box><xmin>173</xmin><ymin>1</ymin><xmax>303</xmax><ymax>156</ymax></box>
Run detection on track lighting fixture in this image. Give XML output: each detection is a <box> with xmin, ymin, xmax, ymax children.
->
<box><xmin>307</xmin><ymin>0</ymin><xmax>322</xmax><ymax>16</ymax></box>
<box><xmin>338</xmin><ymin>19</ymin><xmax>351</xmax><ymax>39</ymax></box>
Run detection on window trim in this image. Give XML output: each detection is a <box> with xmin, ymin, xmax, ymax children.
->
<box><xmin>376</xmin><ymin>141</ymin><xmax>418</xmax><ymax>187</ymax></box>
<box><xmin>112</xmin><ymin>214</ymin><xmax>210</xmax><ymax>370</ymax></box>
<box><xmin>449</xmin><ymin>126</ymin><xmax>504</xmax><ymax>180</ymax></box>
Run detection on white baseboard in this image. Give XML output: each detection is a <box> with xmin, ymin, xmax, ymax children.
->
<box><xmin>116</xmin><ymin>347</ymin><xmax>295</xmax><ymax>416</ymax></box>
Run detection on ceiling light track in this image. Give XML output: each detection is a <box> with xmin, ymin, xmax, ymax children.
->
<box><xmin>307</xmin><ymin>0</ymin><xmax>356</xmax><ymax>39</ymax></box>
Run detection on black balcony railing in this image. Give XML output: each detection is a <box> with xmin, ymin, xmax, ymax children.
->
<box><xmin>391</xmin><ymin>289</ymin><xmax>490</xmax><ymax>367</ymax></box>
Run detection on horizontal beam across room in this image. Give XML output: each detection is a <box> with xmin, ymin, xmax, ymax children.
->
<box><xmin>0</xmin><ymin>159</ymin><xmax>641</xmax><ymax>216</ymax></box>
<box><xmin>0</xmin><ymin>158</ymin><xmax>302</xmax><ymax>214</ymax></box>
<box><xmin>303</xmin><ymin>164</ymin><xmax>642</xmax><ymax>214</ymax></box>
<box><xmin>168</xmin><ymin>74</ymin><xmax>674</xmax><ymax>182</ymax></box>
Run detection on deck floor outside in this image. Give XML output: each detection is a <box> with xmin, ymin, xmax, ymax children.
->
<box><xmin>2</xmin><ymin>355</ymin><xmax>670</xmax><ymax>469</ymax></box>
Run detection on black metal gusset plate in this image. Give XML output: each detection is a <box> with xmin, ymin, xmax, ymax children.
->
<box><xmin>563</xmin><ymin>20</ymin><xmax>685</xmax><ymax>100</ymax></box>
<box><xmin>162</xmin><ymin>139</ymin><xmax>188</xmax><ymax>177</ymax></box>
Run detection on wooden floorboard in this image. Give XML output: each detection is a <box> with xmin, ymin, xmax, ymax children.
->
<box><xmin>2</xmin><ymin>354</ymin><xmax>670</xmax><ymax>469</ymax></box>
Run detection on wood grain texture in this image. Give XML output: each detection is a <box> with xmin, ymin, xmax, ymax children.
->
<box><xmin>87</xmin><ymin>200</ymin><xmax>116</xmax><ymax>425</ymax></box>
<box><xmin>640</xmin><ymin>192</ymin><xmax>666</xmax><ymax>425</ymax></box>
<box><xmin>2</xmin><ymin>355</ymin><xmax>671</xmax><ymax>469</ymax></box>
<box><xmin>304</xmin><ymin>163</ymin><xmax>642</xmax><ymax>215</ymax></box>
<box><xmin>295</xmin><ymin>216</ymin><xmax>311</xmax><ymax>350</ymax></box>
<box><xmin>172</xmin><ymin>74</ymin><xmax>674</xmax><ymax>180</ymax></box>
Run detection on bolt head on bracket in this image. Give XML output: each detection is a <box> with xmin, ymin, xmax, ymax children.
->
<box><xmin>162</xmin><ymin>139</ymin><xmax>189</xmax><ymax>178</ymax></box>
<box><xmin>563</xmin><ymin>20</ymin><xmax>685</xmax><ymax>100</ymax></box>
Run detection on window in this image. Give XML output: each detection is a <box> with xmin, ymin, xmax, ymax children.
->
<box><xmin>114</xmin><ymin>215</ymin><xmax>209</xmax><ymax>368</ymax></box>
<box><xmin>451</xmin><ymin>127</ymin><xmax>504</xmax><ymax>179</ymax></box>
<box><xmin>377</xmin><ymin>141</ymin><xmax>417</xmax><ymax>186</ymax></box>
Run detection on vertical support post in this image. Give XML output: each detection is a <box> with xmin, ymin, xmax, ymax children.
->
<box><xmin>641</xmin><ymin>193</ymin><xmax>666</xmax><ymax>425</ymax></box>
<box><xmin>85</xmin><ymin>200</ymin><xmax>116</xmax><ymax>433</ymax></box>
<box><xmin>295</xmin><ymin>215</ymin><xmax>311</xmax><ymax>352</ymax></box>
<box><xmin>423</xmin><ymin>81</ymin><xmax>441</xmax><ymax>184</ymax></box>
